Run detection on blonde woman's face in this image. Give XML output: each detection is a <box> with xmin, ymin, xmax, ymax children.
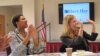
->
<box><xmin>69</xmin><ymin>18</ymin><xmax>78</xmax><ymax>30</ymax></box>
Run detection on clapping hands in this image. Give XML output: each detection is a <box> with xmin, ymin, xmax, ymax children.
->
<box><xmin>28</xmin><ymin>24</ymin><xmax>37</xmax><ymax>37</ymax></box>
<box><xmin>0</xmin><ymin>35</ymin><xmax>11</xmax><ymax>51</ymax></box>
<box><xmin>28</xmin><ymin>24</ymin><xmax>39</xmax><ymax>47</ymax></box>
<box><xmin>77</xmin><ymin>22</ymin><xmax>83</xmax><ymax>37</ymax></box>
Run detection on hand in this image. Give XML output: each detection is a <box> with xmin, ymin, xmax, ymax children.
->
<box><xmin>28</xmin><ymin>25</ymin><xmax>39</xmax><ymax>48</ymax></box>
<box><xmin>88</xmin><ymin>20</ymin><xmax>95</xmax><ymax>25</ymax></box>
<box><xmin>88</xmin><ymin>20</ymin><xmax>96</xmax><ymax>33</ymax></box>
<box><xmin>78</xmin><ymin>22</ymin><xmax>83</xmax><ymax>37</ymax></box>
<box><xmin>76</xmin><ymin>21</ymin><xmax>83</xmax><ymax>29</ymax></box>
<box><xmin>0</xmin><ymin>35</ymin><xmax>11</xmax><ymax>51</ymax></box>
<box><xmin>28</xmin><ymin>24</ymin><xmax>36</xmax><ymax>36</ymax></box>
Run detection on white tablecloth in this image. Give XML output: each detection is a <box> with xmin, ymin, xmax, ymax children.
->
<box><xmin>28</xmin><ymin>51</ymin><xmax>98</xmax><ymax>56</ymax></box>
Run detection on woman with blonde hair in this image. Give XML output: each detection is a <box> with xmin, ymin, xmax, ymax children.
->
<box><xmin>60</xmin><ymin>15</ymin><xmax>98</xmax><ymax>52</ymax></box>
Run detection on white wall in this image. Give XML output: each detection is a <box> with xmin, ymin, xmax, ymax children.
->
<box><xmin>0</xmin><ymin>6</ymin><xmax>22</xmax><ymax>33</ymax></box>
<box><xmin>0</xmin><ymin>7</ymin><xmax>11</xmax><ymax>33</ymax></box>
<box><xmin>0</xmin><ymin>0</ymin><xmax>35</xmax><ymax>26</ymax></box>
<box><xmin>35</xmin><ymin>0</ymin><xmax>100</xmax><ymax>42</ymax></box>
<box><xmin>0</xmin><ymin>0</ymin><xmax>36</xmax><ymax>34</ymax></box>
<box><xmin>0</xmin><ymin>7</ymin><xmax>14</xmax><ymax>33</ymax></box>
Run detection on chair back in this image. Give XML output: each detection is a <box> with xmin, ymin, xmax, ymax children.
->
<box><xmin>6</xmin><ymin>47</ymin><xmax>11</xmax><ymax>56</ymax></box>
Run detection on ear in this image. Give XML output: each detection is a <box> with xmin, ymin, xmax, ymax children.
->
<box><xmin>16</xmin><ymin>22</ymin><xmax>18</xmax><ymax>25</ymax></box>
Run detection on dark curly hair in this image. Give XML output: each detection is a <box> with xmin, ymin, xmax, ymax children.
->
<box><xmin>12</xmin><ymin>14</ymin><xmax>23</xmax><ymax>28</ymax></box>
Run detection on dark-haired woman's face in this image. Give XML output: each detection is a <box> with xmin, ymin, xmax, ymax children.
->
<box><xmin>17</xmin><ymin>16</ymin><xmax>28</xmax><ymax>28</ymax></box>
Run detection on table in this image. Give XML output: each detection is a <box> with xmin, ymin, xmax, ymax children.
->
<box><xmin>45</xmin><ymin>42</ymin><xmax>100</xmax><ymax>53</ymax></box>
<box><xmin>28</xmin><ymin>51</ymin><xmax>98</xmax><ymax>56</ymax></box>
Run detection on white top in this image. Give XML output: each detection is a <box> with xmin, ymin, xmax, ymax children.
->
<box><xmin>8</xmin><ymin>29</ymin><xmax>39</xmax><ymax>56</ymax></box>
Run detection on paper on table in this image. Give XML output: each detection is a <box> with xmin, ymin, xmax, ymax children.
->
<box><xmin>60</xmin><ymin>51</ymin><xmax>97</xmax><ymax>56</ymax></box>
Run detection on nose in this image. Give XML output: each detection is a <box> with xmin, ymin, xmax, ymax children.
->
<box><xmin>25</xmin><ymin>20</ymin><xmax>27</xmax><ymax>24</ymax></box>
<box><xmin>25</xmin><ymin>19</ymin><xmax>27</xmax><ymax>22</ymax></box>
<box><xmin>75</xmin><ymin>21</ymin><xmax>78</xmax><ymax>24</ymax></box>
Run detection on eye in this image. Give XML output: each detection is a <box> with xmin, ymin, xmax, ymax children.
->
<box><xmin>21</xmin><ymin>18</ymin><xmax>25</xmax><ymax>20</ymax></box>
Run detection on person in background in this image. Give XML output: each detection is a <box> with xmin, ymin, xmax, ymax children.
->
<box><xmin>0</xmin><ymin>35</ymin><xmax>11</xmax><ymax>56</ymax></box>
<box><xmin>8</xmin><ymin>14</ymin><xmax>40</xmax><ymax>56</ymax></box>
<box><xmin>60</xmin><ymin>15</ymin><xmax>98</xmax><ymax>52</ymax></box>
<box><xmin>0</xmin><ymin>35</ymin><xmax>10</xmax><ymax>51</ymax></box>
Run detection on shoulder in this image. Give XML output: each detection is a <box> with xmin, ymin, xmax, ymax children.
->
<box><xmin>8</xmin><ymin>31</ymin><xmax>16</xmax><ymax>36</ymax></box>
<box><xmin>83</xmin><ymin>30</ymin><xmax>87</xmax><ymax>33</ymax></box>
<box><xmin>60</xmin><ymin>35</ymin><xmax>70</xmax><ymax>39</ymax></box>
<box><xmin>8</xmin><ymin>31</ymin><xmax>16</xmax><ymax>39</ymax></box>
<box><xmin>83</xmin><ymin>30</ymin><xmax>89</xmax><ymax>35</ymax></box>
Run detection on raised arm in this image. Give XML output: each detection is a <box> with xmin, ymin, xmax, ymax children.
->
<box><xmin>88</xmin><ymin>20</ymin><xmax>96</xmax><ymax>33</ymax></box>
<box><xmin>83</xmin><ymin>20</ymin><xmax>98</xmax><ymax>41</ymax></box>
<box><xmin>28</xmin><ymin>25</ymin><xmax>39</xmax><ymax>49</ymax></box>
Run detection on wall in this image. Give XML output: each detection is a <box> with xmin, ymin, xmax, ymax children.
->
<box><xmin>0</xmin><ymin>0</ymin><xmax>35</xmax><ymax>33</ymax></box>
<box><xmin>0</xmin><ymin>0</ymin><xmax>35</xmax><ymax>26</ymax></box>
<box><xmin>0</xmin><ymin>6</ymin><xmax>22</xmax><ymax>33</ymax></box>
<box><xmin>35</xmin><ymin>0</ymin><xmax>100</xmax><ymax>42</ymax></box>
<box><xmin>0</xmin><ymin>7</ymin><xmax>14</xmax><ymax>33</ymax></box>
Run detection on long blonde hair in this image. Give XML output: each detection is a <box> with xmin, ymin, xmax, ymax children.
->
<box><xmin>63</xmin><ymin>15</ymin><xmax>78</xmax><ymax>39</ymax></box>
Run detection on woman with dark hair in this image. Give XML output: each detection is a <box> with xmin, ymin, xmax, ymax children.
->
<box><xmin>60</xmin><ymin>15</ymin><xmax>98</xmax><ymax>52</ymax></box>
<box><xmin>8</xmin><ymin>14</ymin><xmax>40</xmax><ymax>56</ymax></box>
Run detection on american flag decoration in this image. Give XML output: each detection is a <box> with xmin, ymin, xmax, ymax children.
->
<box><xmin>40</xmin><ymin>2</ymin><xmax>46</xmax><ymax>43</ymax></box>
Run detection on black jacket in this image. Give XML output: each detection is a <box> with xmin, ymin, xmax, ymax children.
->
<box><xmin>60</xmin><ymin>31</ymin><xmax>98</xmax><ymax>52</ymax></box>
